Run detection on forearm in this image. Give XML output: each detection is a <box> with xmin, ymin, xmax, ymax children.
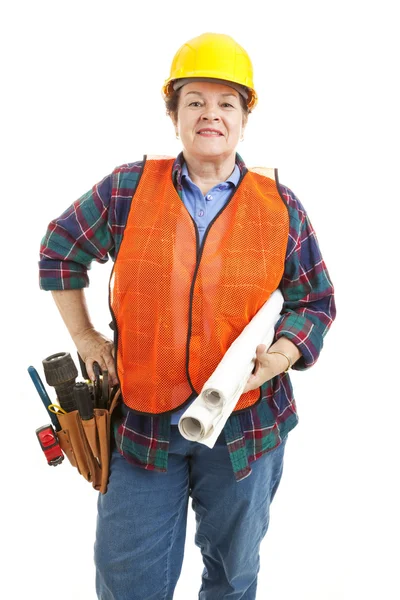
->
<box><xmin>51</xmin><ymin>289</ymin><xmax>94</xmax><ymax>342</ymax></box>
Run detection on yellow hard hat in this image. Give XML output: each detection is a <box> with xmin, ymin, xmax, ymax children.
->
<box><xmin>162</xmin><ymin>32</ymin><xmax>258</xmax><ymax>110</ymax></box>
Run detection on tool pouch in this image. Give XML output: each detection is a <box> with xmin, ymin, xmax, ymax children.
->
<box><xmin>56</xmin><ymin>390</ymin><xmax>121</xmax><ymax>494</ymax></box>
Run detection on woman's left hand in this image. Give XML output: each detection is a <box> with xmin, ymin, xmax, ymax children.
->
<box><xmin>243</xmin><ymin>344</ymin><xmax>290</xmax><ymax>393</ymax></box>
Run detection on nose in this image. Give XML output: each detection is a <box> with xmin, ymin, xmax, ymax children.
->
<box><xmin>200</xmin><ymin>106</ymin><xmax>221</xmax><ymax>122</ymax></box>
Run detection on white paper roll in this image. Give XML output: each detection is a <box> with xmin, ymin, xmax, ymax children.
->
<box><xmin>178</xmin><ymin>289</ymin><xmax>284</xmax><ymax>447</ymax></box>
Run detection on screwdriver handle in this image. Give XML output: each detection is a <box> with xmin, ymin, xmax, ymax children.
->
<box><xmin>28</xmin><ymin>366</ymin><xmax>61</xmax><ymax>431</ymax></box>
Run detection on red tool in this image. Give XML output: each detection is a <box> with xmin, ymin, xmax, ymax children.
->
<box><xmin>36</xmin><ymin>425</ymin><xmax>64</xmax><ymax>466</ymax></box>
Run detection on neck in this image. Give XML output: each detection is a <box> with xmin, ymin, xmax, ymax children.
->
<box><xmin>183</xmin><ymin>153</ymin><xmax>236</xmax><ymax>195</ymax></box>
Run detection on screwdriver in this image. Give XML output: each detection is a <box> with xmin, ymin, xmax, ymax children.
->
<box><xmin>28</xmin><ymin>366</ymin><xmax>61</xmax><ymax>431</ymax></box>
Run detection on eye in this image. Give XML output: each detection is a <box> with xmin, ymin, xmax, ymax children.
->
<box><xmin>221</xmin><ymin>102</ymin><xmax>235</xmax><ymax>108</ymax></box>
<box><xmin>188</xmin><ymin>101</ymin><xmax>203</xmax><ymax>107</ymax></box>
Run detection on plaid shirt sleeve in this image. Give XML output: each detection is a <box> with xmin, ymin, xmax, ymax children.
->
<box><xmin>275</xmin><ymin>185</ymin><xmax>336</xmax><ymax>369</ymax></box>
<box><xmin>39</xmin><ymin>163</ymin><xmax>143</xmax><ymax>290</ymax></box>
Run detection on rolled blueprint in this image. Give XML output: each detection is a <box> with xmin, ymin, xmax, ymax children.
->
<box><xmin>178</xmin><ymin>289</ymin><xmax>284</xmax><ymax>448</ymax></box>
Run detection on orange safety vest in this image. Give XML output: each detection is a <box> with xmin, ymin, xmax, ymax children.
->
<box><xmin>110</xmin><ymin>157</ymin><xmax>289</xmax><ymax>415</ymax></box>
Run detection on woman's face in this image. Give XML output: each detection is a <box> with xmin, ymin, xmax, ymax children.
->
<box><xmin>173</xmin><ymin>81</ymin><xmax>247</xmax><ymax>164</ymax></box>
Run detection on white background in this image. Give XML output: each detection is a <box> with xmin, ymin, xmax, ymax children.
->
<box><xmin>2</xmin><ymin>0</ymin><xmax>399</xmax><ymax>598</ymax></box>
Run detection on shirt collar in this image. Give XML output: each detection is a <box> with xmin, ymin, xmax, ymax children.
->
<box><xmin>172</xmin><ymin>152</ymin><xmax>247</xmax><ymax>191</ymax></box>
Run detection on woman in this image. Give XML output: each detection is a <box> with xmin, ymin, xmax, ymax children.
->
<box><xmin>39</xmin><ymin>32</ymin><xmax>335</xmax><ymax>600</ymax></box>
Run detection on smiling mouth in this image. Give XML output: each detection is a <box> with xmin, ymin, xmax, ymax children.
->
<box><xmin>197</xmin><ymin>129</ymin><xmax>224</xmax><ymax>136</ymax></box>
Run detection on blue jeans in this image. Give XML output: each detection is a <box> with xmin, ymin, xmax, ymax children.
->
<box><xmin>95</xmin><ymin>427</ymin><xmax>287</xmax><ymax>600</ymax></box>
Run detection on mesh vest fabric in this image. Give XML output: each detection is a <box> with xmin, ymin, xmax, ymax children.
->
<box><xmin>110</xmin><ymin>157</ymin><xmax>289</xmax><ymax>415</ymax></box>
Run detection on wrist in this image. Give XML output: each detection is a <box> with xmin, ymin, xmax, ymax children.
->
<box><xmin>267</xmin><ymin>337</ymin><xmax>301</xmax><ymax>372</ymax></box>
<box><xmin>267</xmin><ymin>350</ymin><xmax>291</xmax><ymax>374</ymax></box>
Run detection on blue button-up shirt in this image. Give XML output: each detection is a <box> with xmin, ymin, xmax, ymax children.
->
<box><xmin>180</xmin><ymin>162</ymin><xmax>241</xmax><ymax>244</ymax></box>
<box><xmin>170</xmin><ymin>162</ymin><xmax>241</xmax><ymax>424</ymax></box>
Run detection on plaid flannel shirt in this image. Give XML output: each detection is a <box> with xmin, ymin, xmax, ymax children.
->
<box><xmin>39</xmin><ymin>153</ymin><xmax>336</xmax><ymax>481</ymax></box>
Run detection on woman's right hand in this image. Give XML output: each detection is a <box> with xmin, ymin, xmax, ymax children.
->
<box><xmin>73</xmin><ymin>328</ymin><xmax>118</xmax><ymax>386</ymax></box>
<box><xmin>51</xmin><ymin>290</ymin><xmax>119</xmax><ymax>386</ymax></box>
